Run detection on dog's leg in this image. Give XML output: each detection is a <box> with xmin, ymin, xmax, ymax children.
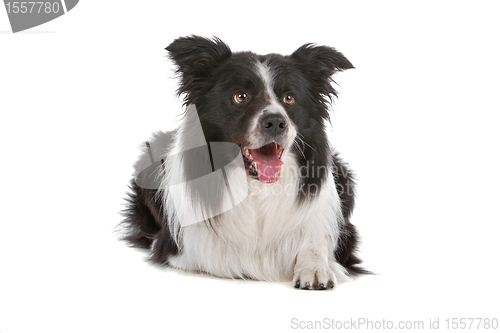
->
<box><xmin>292</xmin><ymin>160</ymin><xmax>355</xmax><ymax>290</ymax></box>
<box><xmin>293</xmin><ymin>237</ymin><xmax>338</xmax><ymax>290</ymax></box>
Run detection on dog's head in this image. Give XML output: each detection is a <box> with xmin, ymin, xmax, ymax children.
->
<box><xmin>166</xmin><ymin>35</ymin><xmax>353</xmax><ymax>184</ymax></box>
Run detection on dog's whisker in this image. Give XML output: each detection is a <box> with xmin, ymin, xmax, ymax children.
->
<box><xmin>296</xmin><ymin>133</ymin><xmax>315</xmax><ymax>152</ymax></box>
<box><xmin>293</xmin><ymin>137</ymin><xmax>306</xmax><ymax>157</ymax></box>
<box><xmin>293</xmin><ymin>138</ymin><xmax>307</xmax><ymax>159</ymax></box>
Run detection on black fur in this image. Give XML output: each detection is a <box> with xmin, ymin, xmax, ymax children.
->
<box><xmin>332</xmin><ymin>153</ymin><xmax>370</xmax><ymax>275</ymax></box>
<box><xmin>166</xmin><ymin>35</ymin><xmax>232</xmax><ymax>106</ymax></box>
<box><xmin>121</xmin><ymin>180</ymin><xmax>179</xmax><ymax>261</ymax></box>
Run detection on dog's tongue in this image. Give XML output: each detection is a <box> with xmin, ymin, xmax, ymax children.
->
<box><xmin>249</xmin><ymin>143</ymin><xmax>283</xmax><ymax>183</ymax></box>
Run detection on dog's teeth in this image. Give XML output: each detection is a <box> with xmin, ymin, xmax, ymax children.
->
<box><xmin>275</xmin><ymin>143</ymin><xmax>278</xmax><ymax>149</ymax></box>
<box><xmin>279</xmin><ymin>149</ymin><xmax>284</xmax><ymax>160</ymax></box>
<box><xmin>243</xmin><ymin>147</ymin><xmax>253</xmax><ymax>160</ymax></box>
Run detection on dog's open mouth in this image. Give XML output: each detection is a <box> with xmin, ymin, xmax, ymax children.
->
<box><xmin>241</xmin><ymin>143</ymin><xmax>284</xmax><ymax>183</ymax></box>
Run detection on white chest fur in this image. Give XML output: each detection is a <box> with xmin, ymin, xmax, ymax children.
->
<box><xmin>166</xmin><ymin>151</ymin><xmax>345</xmax><ymax>281</ymax></box>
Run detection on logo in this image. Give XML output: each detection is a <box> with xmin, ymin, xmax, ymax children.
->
<box><xmin>3</xmin><ymin>0</ymin><xmax>79</xmax><ymax>33</ymax></box>
<box><xmin>135</xmin><ymin>105</ymin><xmax>248</xmax><ymax>226</ymax></box>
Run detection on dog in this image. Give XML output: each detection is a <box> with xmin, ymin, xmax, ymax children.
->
<box><xmin>121</xmin><ymin>35</ymin><xmax>367</xmax><ymax>290</ymax></box>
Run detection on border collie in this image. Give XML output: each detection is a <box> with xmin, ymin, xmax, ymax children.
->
<box><xmin>121</xmin><ymin>36</ymin><xmax>367</xmax><ymax>290</ymax></box>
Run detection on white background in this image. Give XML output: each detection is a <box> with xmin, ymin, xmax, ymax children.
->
<box><xmin>1</xmin><ymin>1</ymin><xmax>499</xmax><ymax>332</ymax></box>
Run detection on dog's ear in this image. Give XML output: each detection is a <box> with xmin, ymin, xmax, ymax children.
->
<box><xmin>166</xmin><ymin>36</ymin><xmax>231</xmax><ymax>102</ymax></box>
<box><xmin>291</xmin><ymin>44</ymin><xmax>353</xmax><ymax>119</ymax></box>
<box><xmin>291</xmin><ymin>43</ymin><xmax>354</xmax><ymax>78</ymax></box>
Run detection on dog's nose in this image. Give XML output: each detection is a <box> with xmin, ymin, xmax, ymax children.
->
<box><xmin>260</xmin><ymin>113</ymin><xmax>287</xmax><ymax>136</ymax></box>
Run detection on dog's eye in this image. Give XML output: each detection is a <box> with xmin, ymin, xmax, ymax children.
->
<box><xmin>283</xmin><ymin>94</ymin><xmax>295</xmax><ymax>105</ymax></box>
<box><xmin>234</xmin><ymin>93</ymin><xmax>248</xmax><ymax>103</ymax></box>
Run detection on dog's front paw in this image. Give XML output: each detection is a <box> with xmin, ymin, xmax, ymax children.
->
<box><xmin>293</xmin><ymin>265</ymin><xmax>337</xmax><ymax>290</ymax></box>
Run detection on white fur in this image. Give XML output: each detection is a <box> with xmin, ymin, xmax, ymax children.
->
<box><xmin>246</xmin><ymin>61</ymin><xmax>297</xmax><ymax>150</ymax></box>
<box><xmin>163</xmin><ymin>146</ymin><xmax>346</xmax><ymax>282</ymax></box>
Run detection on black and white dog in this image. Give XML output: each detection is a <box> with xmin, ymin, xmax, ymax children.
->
<box><xmin>121</xmin><ymin>36</ymin><xmax>367</xmax><ymax>290</ymax></box>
